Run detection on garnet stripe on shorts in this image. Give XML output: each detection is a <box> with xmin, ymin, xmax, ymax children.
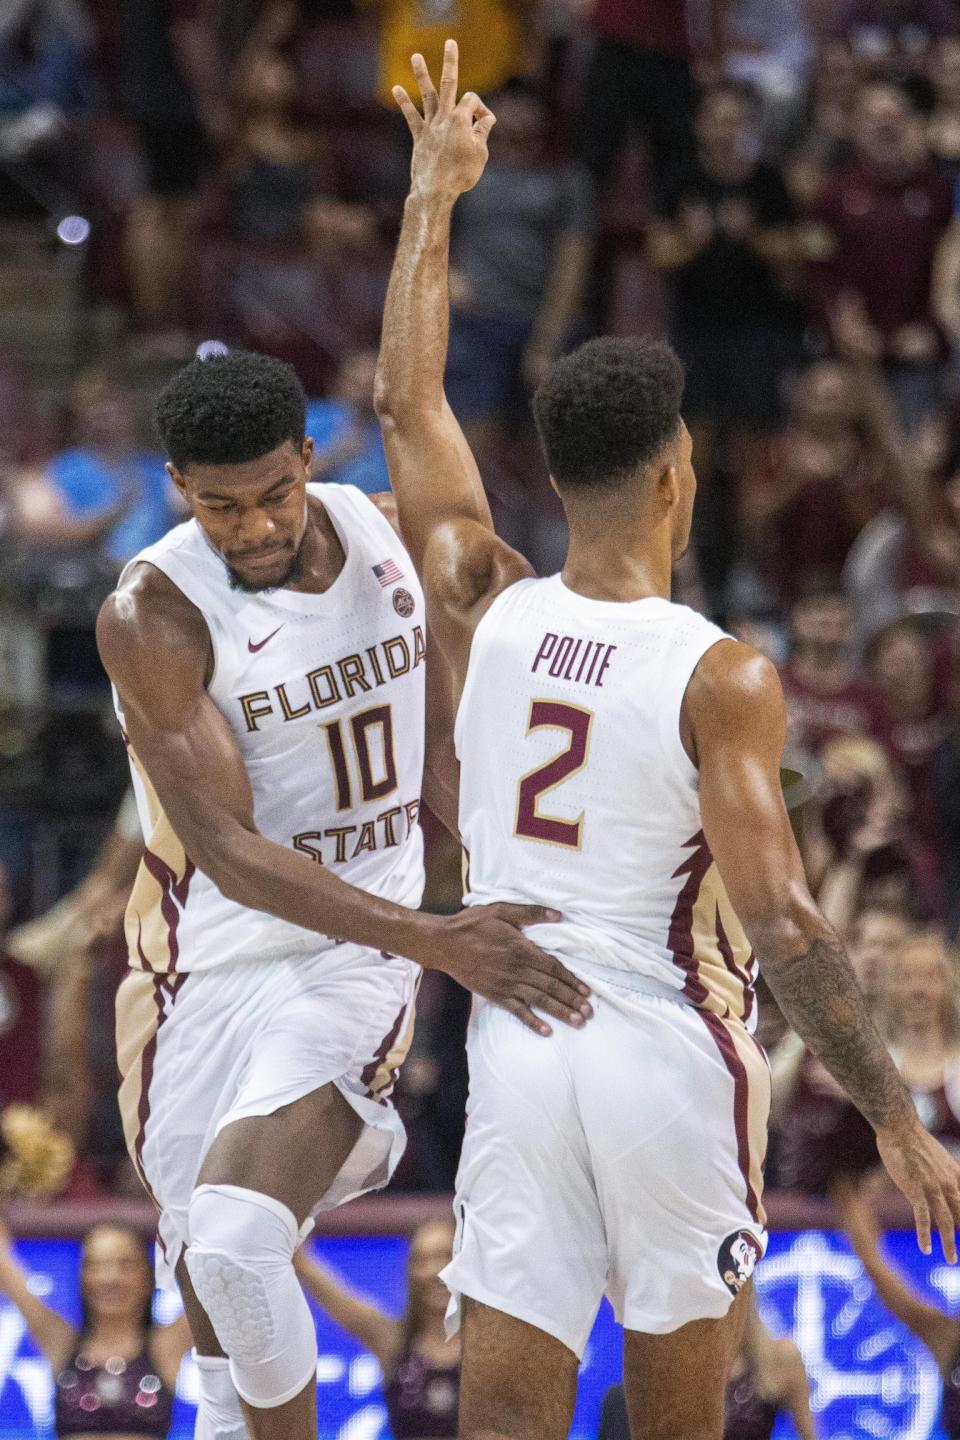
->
<box><xmin>698</xmin><ymin>1008</ymin><xmax>762</xmax><ymax>1225</ymax></box>
<box><xmin>133</xmin><ymin>973</ymin><xmax>187</xmax><ymax>1223</ymax></box>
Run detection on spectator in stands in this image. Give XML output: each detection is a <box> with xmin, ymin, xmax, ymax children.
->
<box><xmin>0</xmin><ymin>841</ymin><xmax>117</xmax><ymax>1203</ymax></box>
<box><xmin>937</xmin><ymin>662</ymin><xmax>960</xmax><ymax>939</ymax></box>
<box><xmin>0</xmin><ymin>0</ymin><xmax>93</xmax><ymax>177</ymax></box>
<box><xmin>835</xmin><ymin>1178</ymin><xmax>960</xmax><ymax>1437</ymax></box>
<box><xmin>306</xmin><ymin>349</ymin><xmax>390</xmax><ymax>493</ymax></box>
<box><xmin>121</xmin><ymin>0</ymin><xmax>222</xmax><ymax>351</ymax></box>
<box><xmin>721</xmin><ymin>0</ymin><xmax>815</xmax><ymax>144</ymax></box>
<box><xmin>868</xmin><ymin>613</ymin><xmax>953</xmax><ymax>915</ymax></box>
<box><xmin>5</xmin><ymin>794</ymin><xmax>144</xmax><ymax>1197</ymax></box>
<box><xmin>0</xmin><ymin>1216</ymin><xmax>190</xmax><ymax>1435</ymax></box>
<box><xmin>805</xmin><ymin>79</ymin><xmax>953</xmax><ymax>425</ymax></box>
<box><xmin>928</xmin><ymin>36</ymin><xmax>960</xmax><ymax>184</ymax></box>
<box><xmin>786</xmin><ymin>39</ymin><xmax>860</xmax><ymax>208</ymax></box>
<box><xmin>208</xmin><ymin>42</ymin><xmax>382</xmax><ymax>390</ymax></box>
<box><xmin>838</xmin><ymin>0</ymin><xmax>958</xmax><ymax>79</ymax></box>
<box><xmin>445</xmin><ymin>77</ymin><xmax>594</xmax><ymax>483</ymax></box>
<box><xmin>0</xmin><ymin>354</ymin><xmax>42</xmax><ymax>471</ymax></box>
<box><xmin>9</xmin><ymin>369</ymin><xmax>177</xmax><ymax>566</ymax></box>
<box><xmin>779</xmin><ymin>581</ymin><xmax>885</xmax><ymax>759</ymax></box>
<box><xmin>933</xmin><ymin>164</ymin><xmax>960</xmax><ymax>360</ymax></box>
<box><xmin>646</xmin><ymin>81</ymin><xmax>803</xmax><ymax>605</ymax></box>
<box><xmin>848</xmin><ymin>906</ymin><xmax>915</xmax><ymax>1006</ymax></box>
<box><xmin>879</xmin><ymin>928</ymin><xmax>960</xmax><ymax>1150</ymax></box>
<box><xmin>7</xmin><ymin>790</ymin><xmax>142</xmax><ymax>973</ymax></box>
<box><xmin>362</xmin><ymin>0</ymin><xmax>530</xmax><ymax>110</ymax></box>
<box><xmin>748</xmin><ymin>361</ymin><xmax>891</xmax><ymax>596</ymax></box>
<box><xmin>845</xmin><ymin>404</ymin><xmax>960</xmax><ymax>636</ymax></box>
<box><xmin>598</xmin><ymin>1292</ymin><xmax>816</xmax><ymax>1440</ymax></box>
<box><xmin>225</xmin><ymin>46</ymin><xmax>375</xmax><ymax>254</ymax></box>
<box><xmin>577</xmin><ymin>0</ymin><xmax>717</xmax><ymax>207</ymax></box>
<box><xmin>294</xmin><ymin>1220</ymin><xmax>459</xmax><ymax>1439</ymax></box>
<box><xmin>803</xmin><ymin>736</ymin><xmax>913</xmax><ymax>931</ymax></box>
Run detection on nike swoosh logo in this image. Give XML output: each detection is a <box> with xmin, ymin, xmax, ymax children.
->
<box><xmin>247</xmin><ymin>625</ymin><xmax>284</xmax><ymax>653</ymax></box>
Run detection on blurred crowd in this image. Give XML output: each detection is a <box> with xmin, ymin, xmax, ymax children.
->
<box><xmin>0</xmin><ymin>0</ymin><xmax>958</xmax><ymax>1205</ymax></box>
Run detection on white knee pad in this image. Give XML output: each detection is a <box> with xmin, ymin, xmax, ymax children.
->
<box><xmin>185</xmin><ymin>1184</ymin><xmax>317</xmax><ymax>1409</ymax></box>
<box><xmin>193</xmin><ymin>1353</ymin><xmax>248</xmax><ymax>1440</ymax></box>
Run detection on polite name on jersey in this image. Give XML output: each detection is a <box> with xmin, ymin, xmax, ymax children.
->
<box><xmin>533</xmin><ymin>632</ymin><xmax>618</xmax><ymax>688</ymax></box>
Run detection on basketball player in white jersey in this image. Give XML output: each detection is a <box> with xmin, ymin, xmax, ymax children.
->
<box><xmin>375</xmin><ymin>42</ymin><xmax>960</xmax><ymax>1440</ymax></box>
<box><xmin>95</xmin><ymin>350</ymin><xmax>593</xmax><ymax>1440</ymax></box>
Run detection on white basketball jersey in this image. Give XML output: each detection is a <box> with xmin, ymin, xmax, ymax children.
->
<box><xmin>114</xmin><ymin>483</ymin><xmax>425</xmax><ymax>972</ymax></box>
<box><xmin>457</xmin><ymin>575</ymin><xmax>758</xmax><ymax>1028</ymax></box>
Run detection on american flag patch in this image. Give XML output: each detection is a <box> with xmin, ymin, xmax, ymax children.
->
<box><xmin>372</xmin><ymin>559</ymin><xmax>404</xmax><ymax>587</ymax></box>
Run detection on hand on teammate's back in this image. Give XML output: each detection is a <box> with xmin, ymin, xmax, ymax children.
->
<box><xmin>392</xmin><ymin>39</ymin><xmax>496</xmax><ymax>204</ymax></box>
<box><xmin>418</xmin><ymin>903</ymin><xmax>594</xmax><ymax>1036</ymax></box>
<box><xmin>875</xmin><ymin>1118</ymin><xmax>960</xmax><ymax>1263</ymax></box>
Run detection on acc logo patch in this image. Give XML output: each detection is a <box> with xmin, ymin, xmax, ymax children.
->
<box><xmin>393</xmin><ymin>587</ymin><xmax>415</xmax><ymax>617</ymax></box>
<box><xmin>718</xmin><ymin>1230</ymin><xmax>763</xmax><ymax>1295</ymax></box>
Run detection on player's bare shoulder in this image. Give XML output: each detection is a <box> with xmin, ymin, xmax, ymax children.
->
<box><xmin>96</xmin><ymin>563</ymin><xmax>212</xmax><ymax>723</ymax></box>
<box><xmin>681</xmin><ymin>637</ymin><xmax>787</xmax><ymax>766</ymax></box>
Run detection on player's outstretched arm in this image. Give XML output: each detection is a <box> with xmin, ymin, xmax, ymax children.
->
<box><xmin>97</xmin><ymin>565</ymin><xmax>591</xmax><ymax>1035</ymax></box>
<box><xmin>685</xmin><ymin>639</ymin><xmax>960</xmax><ymax>1260</ymax></box>
<box><xmin>374</xmin><ymin>41</ymin><xmax>505</xmax><ymax>572</ymax></box>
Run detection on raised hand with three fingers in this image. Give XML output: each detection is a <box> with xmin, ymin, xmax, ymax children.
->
<box><xmin>392</xmin><ymin>39</ymin><xmax>496</xmax><ymax>203</ymax></box>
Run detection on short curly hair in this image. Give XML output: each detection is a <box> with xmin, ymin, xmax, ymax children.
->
<box><xmin>532</xmin><ymin>337</ymin><xmax>684</xmax><ymax>491</ymax></box>
<box><xmin>155</xmin><ymin>350</ymin><xmax>306</xmax><ymax>470</ymax></box>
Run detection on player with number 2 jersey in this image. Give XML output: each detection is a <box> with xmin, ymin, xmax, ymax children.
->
<box><xmin>376</xmin><ymin>41</ymin><xmax>960</xmax><ymax>1440</ymax></box>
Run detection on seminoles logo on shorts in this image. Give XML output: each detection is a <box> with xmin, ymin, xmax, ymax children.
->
<box><xmin>393</xmin><ymin>587</ymin><xmax>415</xmax><ymax>617</ymax></box>
<box><xmin>717</xmin><ymin>1230</ymin><xmax>762</xmax><ymax>1296</ymax></box>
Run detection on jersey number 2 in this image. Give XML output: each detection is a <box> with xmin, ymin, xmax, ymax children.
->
<box><xmin>514</xmin><ymin>700</ymin><xmax>593</xmax><ymax>849</ymax></box>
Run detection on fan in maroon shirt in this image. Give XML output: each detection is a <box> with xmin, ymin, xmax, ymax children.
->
<box><xmin>805</xmin><ymin>78</ymin><xmax>952</xmax><ymax>420</ymax></box>
<box><xmin>780</xmin><ymin>582</ymin><xmax>886</xmax><ymax>758</ymax></box>
<box><xmin>868</xmin><ymin>616</ymin><xmax>955</xmax><ymax>917</ymax></box>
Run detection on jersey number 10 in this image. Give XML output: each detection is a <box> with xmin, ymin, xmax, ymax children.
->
<box><xmin>514</xmin><ymin>699</ymin><xmax>593</xmax><ymax>850</ymax></box>
<box><xmin>323</xmin><ymin>705</ymin><xmax>398</xmax><ymax>810</ymax></box>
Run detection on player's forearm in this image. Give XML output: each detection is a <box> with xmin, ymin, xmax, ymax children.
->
<box><xmin>198</xmin><ymin>817</ymin><xmax>441</xmax><ymax>965</ymax></box>
<box><xmin>375</xmin><ymin>190</ymin><xmax>455</xmax><ymax>425</ymax></box>
<box><xmin>758</xmin><ymin>911</ymin><xmax>915</xmax><ymax>1132</ymax></box>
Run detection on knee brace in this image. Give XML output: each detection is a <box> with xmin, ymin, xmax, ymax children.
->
<box><xmin>193</xmin><ymin>1353</ymin><xmax>248</xmax><ymax>1440</ymax></box>
<box><xmin>185</xmin><ymin>1184</ymin><xmax>317</xmax><ymax>1409</ymax></box>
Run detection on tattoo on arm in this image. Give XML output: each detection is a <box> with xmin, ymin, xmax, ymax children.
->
<box><xmin>763</xmin><ymin>930</ymin><xmax>914</xmax><ymax>1131</ymax></box>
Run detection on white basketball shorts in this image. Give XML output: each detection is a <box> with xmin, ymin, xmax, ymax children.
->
<box><xmin>441</xmin><ymin>965</ymin><xmax>770</xmax><ymax>1356</ymax></box>
<box><xmin>116</xmin><ymin>943</ymin><xmax>417</xmax><ymax>1289</ymax></box>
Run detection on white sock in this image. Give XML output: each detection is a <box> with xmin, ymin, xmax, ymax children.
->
<box><xmin>193</xmin><ymin>1352</ymin><xmax>248</xmax><ymax>1439</ymax></box>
